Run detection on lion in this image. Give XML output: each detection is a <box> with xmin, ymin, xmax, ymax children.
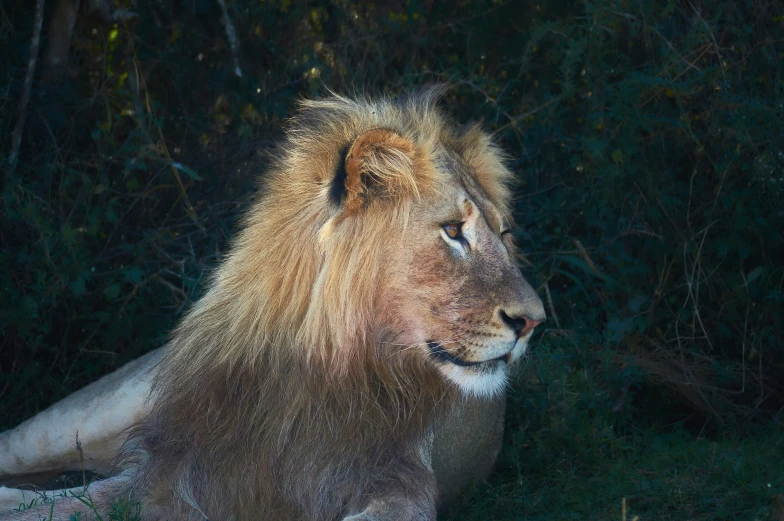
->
<box><xmin>0</xmin><ymin>88</ymin><xmax>545</xmax><ymax>521</ymax></box>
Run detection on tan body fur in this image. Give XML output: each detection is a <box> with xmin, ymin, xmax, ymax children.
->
<box><xmin>0</xmin><ymin>89</ymin><xmax>544</xmax><ymax>520</ymax></box>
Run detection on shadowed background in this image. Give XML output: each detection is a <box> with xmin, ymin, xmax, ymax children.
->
<box><xmin>1</xmin><ymin>1</ymin><xmax>782</xmax><ymax>519</ymax></box>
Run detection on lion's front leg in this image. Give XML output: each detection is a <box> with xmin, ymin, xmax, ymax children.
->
<box><xmin>342</xmin><ymin>432</ymin><xmax>436</xmax><ymax>521</ymax></box>
<box><xmin>0</xmin><ymin>348</ymin><xmax>162</xmax><ymax>483</ymax></box>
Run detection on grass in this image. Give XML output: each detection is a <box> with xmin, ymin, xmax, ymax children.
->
<box><xmin>450</xmin><ymin>433</ymin><xmax>784</xmax><ymax>520</ymax></box>
<box><xmin>13</xmin><ymin>487</ymin><xmax>141</xmax><ymax>521</ymax></box>
<box><xmin>478</xmin><ymin>430</ymin><xmax>783</xmax><ymax>520</ymax></box>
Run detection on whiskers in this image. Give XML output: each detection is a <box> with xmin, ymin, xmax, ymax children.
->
<box><xmin>384</xmin><ymin>334</ymin><xmax>469</xmax><ymax>358</ymax></box>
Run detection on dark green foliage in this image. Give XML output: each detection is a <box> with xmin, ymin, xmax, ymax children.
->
<box><xmin>1</xmin><ymin>0</ymin><xmax>782</xmax><ymax>518</ymax></box>
<box><xmin>445</xmin><ymin>341</ymin><xmax>784</xmax><ymax>520</ymax></box>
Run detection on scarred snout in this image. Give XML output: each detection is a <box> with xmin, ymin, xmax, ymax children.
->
<box><xmin>494</xmin><ymin>263</ymin><xmax>546</xmax><ymax>340</ymax></box>
<box><xmin>498</xmin><ymin>309</ymin><xmax>544</xmax><ymax>338</ymax></box>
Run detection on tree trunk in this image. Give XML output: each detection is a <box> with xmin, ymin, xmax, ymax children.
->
<box><xmin>42</xmin><ymin>0</ymin><xmax>80</xmax><ymax>83</ymax></box>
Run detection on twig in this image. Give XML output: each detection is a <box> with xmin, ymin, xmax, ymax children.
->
<box><xmin>430</xmin><ymin>72</ymin><xmax>565</xmax><ymax>138</ymax></box>
<box><xmin>610</xmin><ymin>228</ymin><xmax>664</xmax><ymax>242</ymax></box>
<box><xmin>686</xmin><ymin>0</ymin><xmax>727</xmax><ymax>85</ymax></box>
<box><xmin>649</xmin><ymin>25</ymin><xmax>701</xmax><ymax>72</ymax></box>
<box><xmin>75</xmin><ymin>431</ymin><xmax>86</xmax><ymax>488</ymax></box>
<box><xmin>681</xmin><ymin>223</ymin><xmax>717</xmax><ymax>350</ymax></box>
<box><xmin>216</xmin><ymin>0</ymin><xmax>242</xmax><ymax>77</ymax></box>
<box><xmin>544</xmin><ymin>281</ymin><xmax>561</xmax><ymax>329</ymax></box>
<box><xmin>8</xmin><ymin>0</ymin><xmax>45</xmax><ymax>170</ymax></box>
<box><xmin>606</xmin><ymin>8</ymin><xmax>701</xmax><ymax>73</ymax></box>
<box><xmin>741</xmin><ymin>308</ymin><xmax>748</xmax><ymax>395</ymax></box>
<box><xmin>738</xmin><ymin>263</ymin><xmax>751</xmax><ymax>396</ymax></box>
<box><xmin>758</xmin><ymin>334</ymin><xmax>764</xmax><ymax>406</ymax></box>
<box><xmin>156</xmin><ymin>274</ymin><xmax>189</xmax><ymax>303</ymax></box>
<box><xmin>128</xmin><ymin>55</ymin><xmax>204</xmax><ymax>233</ymax></box>
<box><xmin>491</xmin><ymin>94</ymin><xmax>566</xmax><ymax>136</ymax></box>
<box><xmin>573</xmin><ymin>239</ymin><xmax>600</xmax><ymax>274</ymax></box>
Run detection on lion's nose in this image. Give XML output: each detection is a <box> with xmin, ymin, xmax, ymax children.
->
<box><xmin>498</xmin><ymin>310</ymin><xmax>543</xmax><ymax>338</ymax></box>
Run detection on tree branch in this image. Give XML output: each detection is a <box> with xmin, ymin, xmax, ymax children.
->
<box><xmin>8</xmin><ymin>0</ymin><xmax>46</xmax><ymax>170</ymax></box>
<box><xmin>216</xmin><ymin>0</ymin><xmax>242</xmax><ymax>77</ymax></box>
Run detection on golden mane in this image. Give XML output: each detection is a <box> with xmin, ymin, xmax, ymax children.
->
<box><xmin>124</xmin><ymin>88</ymin><xmax>517</xmax><ymax>520</ymax></box>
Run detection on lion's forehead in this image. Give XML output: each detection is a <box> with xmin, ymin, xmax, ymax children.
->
<box><xmin>431</xmin><ymin>149</ymin><xmax>505</xmax><ymax>230</ymax></box>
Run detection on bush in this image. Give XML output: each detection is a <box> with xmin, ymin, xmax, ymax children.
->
<box><xmin>1</xmin><ymin>0</ymin><xmax>781</xmax><ymax>434</ymax></box>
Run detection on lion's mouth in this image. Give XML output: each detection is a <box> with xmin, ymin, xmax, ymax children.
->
<box><xmin>426</xmin><ymin>341</ymin><xmax>509</xmax><ymax>367</ymax></box>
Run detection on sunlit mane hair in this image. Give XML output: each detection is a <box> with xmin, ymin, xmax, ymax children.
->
<box><xmin>124</xmin><ymin>87</ymin><xmax>515</xmax><ymax>520</ymax></box>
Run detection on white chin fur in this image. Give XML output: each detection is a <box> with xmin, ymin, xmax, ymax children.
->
<box><xmin>437</xmin><ymin>362</ymin><xmax>509</xmax><ymax>398</ymax></box>
<box><xmin>438</xmin><ymin>338</ymin><xmax>530</xmax><ymax>398</ymax></box>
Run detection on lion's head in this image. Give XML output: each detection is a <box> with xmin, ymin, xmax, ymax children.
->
<box><xmin>301</xmin><ymin>90</ymin><xmax>545</xmax><ymax>397</ymax></box>
<box><xmin>321</xmin><ymin>125</ymin><xmax>546</xmax><ymax>398</ymax></box>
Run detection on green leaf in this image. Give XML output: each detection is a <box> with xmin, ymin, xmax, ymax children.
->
<box><xmin>171</xmin><ymin>161</ymin><xmax>202</xmax><ymax>181</ymax></box>
<box><xmin>60</xmin><ymin>224</ymin><xmax>77</xmax><ymax>247</ymax></box>
<box><xmin>103</xmin><ymin>283</ymin><xmax>121</xmax><ymax>300</ymax></box>
<box><xmin>607</xmin><ymin>315</ymin><xmax>633</xmax><ymax>342</ymax></box>
<box><xmin>69</xmin><ymin>277</ymin><xmax>87</xmax><ymax>297</ymax></box>
<box><xmin>628</xmin><ymin>296</ymin><xmax>647</xmax><ymax>313</ymax></box>
<box><xmin>585</xmin><ymin>139</ymin><xmax>607</xmax><ymax>158</ymax></box>
<box><xmin>745</xmin><ymin>266</ymin><xmax>768</xmax><ymax>287</ymax></box>
<box><xmin>122</xmin><ymin>266</ymin><xmax>145</xmax><ymax>284</ymax></box>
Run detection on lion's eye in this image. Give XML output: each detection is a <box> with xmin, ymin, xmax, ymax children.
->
<box><xmin>443</xmin><ymin>222</ymin><xmax>463</xmax><ymax>240</ymax></box>
<box><xmin>500</xmin><ymin>229</ymin><xmax>512</xmax><ymax>237</ymax></box>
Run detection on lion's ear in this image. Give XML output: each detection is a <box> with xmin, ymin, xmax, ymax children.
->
<box><xmin>338</xmin><ymin>128</ymin><xmax>419</xmax><ymax>214</ymax></box>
